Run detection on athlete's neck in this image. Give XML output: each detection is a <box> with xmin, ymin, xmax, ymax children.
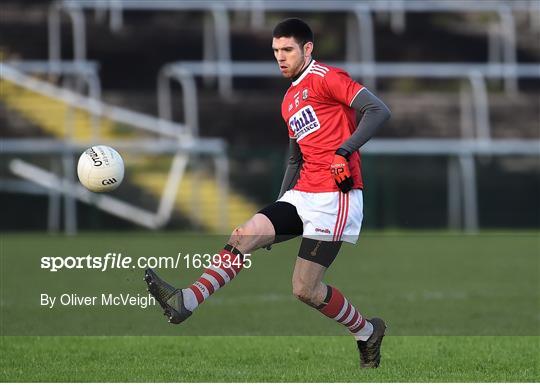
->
<box><xmin>291</xmin><ymin>58</ymin><xmax>313</xmax><ymax>83</ymax></box>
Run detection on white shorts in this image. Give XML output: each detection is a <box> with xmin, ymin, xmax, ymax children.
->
<box><xmin>278</xmin><ymin>189</ymin><xmax>363</xmax><ymax>244</ymax></box>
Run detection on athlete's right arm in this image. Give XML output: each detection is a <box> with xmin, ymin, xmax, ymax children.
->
<box><xmin>277</xmin><ymin>138</ymin><xmax>302</xmax><ymax>199</ymax></box>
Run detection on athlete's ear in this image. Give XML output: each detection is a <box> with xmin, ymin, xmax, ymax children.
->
<box><xmin>303</xmin><ymin>41</ymin><xmax>313</xmax><ymax>57</ymax></box>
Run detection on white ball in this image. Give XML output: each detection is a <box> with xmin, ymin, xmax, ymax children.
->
<box><xmin>77</xmin><ymin>145</ymin><xmax>124</xmax><ymax>192</ymax></box>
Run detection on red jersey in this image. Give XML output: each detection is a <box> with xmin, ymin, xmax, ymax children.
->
<box><xmin>281</xmin><ymin>60</ymin><xmax>364</xmax><ymax>192</ymax></box>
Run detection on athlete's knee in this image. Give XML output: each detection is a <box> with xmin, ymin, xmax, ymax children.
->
<box><xmin>230</xmin><ymin>225</ymin><xmax>244</xmax><ymax>238</ymax></box>
<box><xmin>227</xmin><ymin>214</ymin><xmax>274</xmax><ymax>252</ymax></box>
<box><xmin>228</xmin><ymin>225</ymin><xmax>247</xmax><ymax>247</ymax></box>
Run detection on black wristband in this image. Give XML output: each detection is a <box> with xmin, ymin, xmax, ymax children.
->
<box><xmin>335</xmin><ymin>148</ymin><xmax>351</xmax><ymax>159</ymax></box>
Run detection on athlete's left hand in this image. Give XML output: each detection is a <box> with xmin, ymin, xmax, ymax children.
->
<box><xmin>331</xmin><ymin>150</ymin><xmax>353</xmax><ymax>193</ymax></box>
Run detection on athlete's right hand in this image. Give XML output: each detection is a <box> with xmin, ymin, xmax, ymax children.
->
<box><xmin>330</xmin><ymin>150</ymin><xmax>354</xmax><ymax>193</ymax></box>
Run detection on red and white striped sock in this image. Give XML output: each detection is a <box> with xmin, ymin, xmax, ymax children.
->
<box><xmin>182</xmin><ymin>244</ymin><xmax>243</xmax><ymax>312</ymax></box>
<box><xmin>316</xmin><ymin>285</ymin><xmax>374</xmax><ymax>341</ymax></box>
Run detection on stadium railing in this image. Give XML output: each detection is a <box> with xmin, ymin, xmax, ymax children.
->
<box><xmin>48</xmin><ymin>0</ymin><xmax>537</xmax><ymax>96</ymax></box>
<box><xmin>157</xmin><ymin>60</ymin><xmax>540</xmax><ymax>232</ymax></box>
<box><xmin>6</xmin><ymin>60</ymin><xmax>101</xmax><ymax>99</ymax></box>
<box><xmin>0</xmin><ymin>64</ymin><xmax>229</xmax><ymax>234</ymax></box>
<box><xmin>36</xmin><ymin>0</ymin><xmax>539</xmax><ymax>232</ymax></box>
<box><xmin>158</xmin><ymin>61</ymin><xmax>540</xmax><ymax>144</ymax></box>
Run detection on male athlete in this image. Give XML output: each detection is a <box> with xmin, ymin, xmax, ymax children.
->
<box><xmin>145</xmin><ymin>18</ymin><xmax>391</xmax><ymax>368</ymax></box>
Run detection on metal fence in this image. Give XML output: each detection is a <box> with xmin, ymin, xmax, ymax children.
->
<box><xmin>0</xmin><ymin>64</ymin><xmax>229</xmax><ymax>234</ymax></box>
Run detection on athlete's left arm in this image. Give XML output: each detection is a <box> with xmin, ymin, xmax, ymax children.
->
<box><xmin>336</xmin><ymin>88</ymin><xmax>391</xmax><ymax>158</ymax></box>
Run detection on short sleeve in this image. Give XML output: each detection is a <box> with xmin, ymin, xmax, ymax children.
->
<box><xmin>282</xmin><ymin>98</ymin><xmax>295</xmax><ymax>139</ymax></box>
<box><xmin>288</xmin><ymin>124</ymin><xmax>296</xmax><ymax>139</ymax></box>
<box><xmin>321</xmin><ymin>69</ymin><xmax>364</xmax><ymax>107</ymax></box>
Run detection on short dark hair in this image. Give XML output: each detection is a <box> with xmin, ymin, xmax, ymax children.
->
<box><xmin>272</xmin><ymin>18</ymin><xmax>313</xmax><ymax>47</ymax></box>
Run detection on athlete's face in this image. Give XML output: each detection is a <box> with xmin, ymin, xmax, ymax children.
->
<box><xmin>272</xmin><ymin>36</ymin><xmax>313</xmax><ymax>79</ymax></box>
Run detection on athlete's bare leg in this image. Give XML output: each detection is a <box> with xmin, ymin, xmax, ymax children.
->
<box><xmin>227</xmin><ymin>213</ymin><xmax>276</xmax><ymax>255</ymax></box>
<box><xmin>291</xmin><ymin>257</ymin><xmax>327</xmax><ymax>307</ymax></box>
<box><xmin>145</xmin><ymin>212</ymin><xmax>277</xmax><ymax>322</ymax></box>
<box><xmin>291</xmin><ymin>249</ymin><xmax>382</xmax><ymax>365</ymax></box>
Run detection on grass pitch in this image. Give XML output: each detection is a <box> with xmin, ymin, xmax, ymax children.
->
<box><xmin>1</xmin><ymin>231</ymin><xmax>539</xmax><ymax>381</ymax></box>
<box><xmin>1</xmin><ymin>336</ymin><xmax>538</xmax><ymax>381</ymax></box>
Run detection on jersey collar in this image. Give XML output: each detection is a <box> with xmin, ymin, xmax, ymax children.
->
<box><xmin>291</xmin><ymin>59</ymin><xmax>315</xmax><ymax>86</ymax></box>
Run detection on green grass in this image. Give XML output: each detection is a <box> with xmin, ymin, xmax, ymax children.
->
<box><xmin>1</xmin><ymin>336</ymin><xmax>538</xmax><ymax>381</ymax></box>
<box><xmin>1</xmin><ymin>231</ymin><xmax>539</xmax><ymax>381</ymax></box>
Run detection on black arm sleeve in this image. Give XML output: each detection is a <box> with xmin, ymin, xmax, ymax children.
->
<box><xmin>278</xmin><ymin>138</ymin><xmax>302</xmax><ymax>199</ymax></box>
<box><xmin>339</xmin><ymin>88</ymin><xmax>391</xmax><ymax>155</ymax></box>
